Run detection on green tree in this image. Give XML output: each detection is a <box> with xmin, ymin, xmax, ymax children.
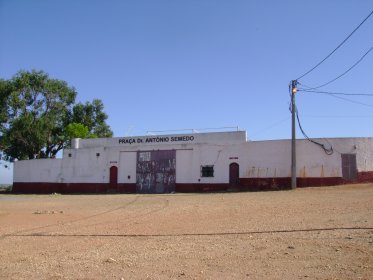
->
<box><xmin>0</xmin><ymin>70</ymin><xmax>113</xmax><ymax>160</ymax></box>
<box><xmin>0</xmin><ymin>79</ymin><xmax>13</xmax><ymax>133</ymax></box>
<box><xmin>71</xmin><ymin>99</ymin><xmax>113</xmax><ymax>138</ymax></box>
<box><xmin>65</xmin><ymin>122</ymin><xmax>95</xmax><ymax>139</ymax></box>
<box><xmin>1</xmin><ymin>70</ymin><xmax>76</xmax><ymax>159</ymax></box>
<box><xmin>0</xmin><ymin>80</ymin><xmax>13</xmax><ymax>162</ymax></box>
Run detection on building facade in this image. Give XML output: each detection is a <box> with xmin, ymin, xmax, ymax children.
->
<box><xmin>12</xmin><ymin>131</ymin><xmax>373</xmax><ymax>193</ymax></box>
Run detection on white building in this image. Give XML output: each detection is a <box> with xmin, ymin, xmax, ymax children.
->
<box><xmin>13</xmin><ymin>131</ymin><xmax>373</xmax><ymax>193</ymax></box>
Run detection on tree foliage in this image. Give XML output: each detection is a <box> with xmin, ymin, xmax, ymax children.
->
<box><xmin>0</xmin><ymin>79</ymin><xmax>13</xmax><ymax>131</ymax></box>
<box><xmin>0</xmin><ymin>70</ymin><xmax>113</xmax><ymax>160</ymax></box>
<box><xmin>71</xmin><ymin>99</ymin><xmax>113</xmax><ymax>138</ymax></box>
<box><xmin>65</xmin><ymin>122</ymin><xmax>95</xmax><ymax>139</ymax></box>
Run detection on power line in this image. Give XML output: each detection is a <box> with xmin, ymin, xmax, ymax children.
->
<box><xmin>300</xmin><ymin>90</ymin><xmax>373</xmax><ymax>108</ymax></box>
<box><xmin>300</xmin><ymin>46</ymin><xmax>373</xmax><ymax>90</ymax></box>
<box><xmin>288</xmin><ymin>93</ymin><xmax>333</xmax><ymax>155</ymax></box>
<box><xmin>299</xmin><ymin>89</ymin><xmax>373</xmax><ymax>97</ymax></box>
<box><xmin>302</xmin><ymin>115</ymin><xmax>373</xmax><ymax>119</ymax></box>
<box><xmin>294</xmin><ymin>107</ymin><xmax>333</xmax><ymax>155</ymax></box>
<box><xmin>250</xmin><ymin>116</ymin><xmax>290</xmax><ymax>138</ymax></box>
<box><xmin>296</xmin><ymin>10</ymin><xmax>373</xmax><ymax>80</ymax></box>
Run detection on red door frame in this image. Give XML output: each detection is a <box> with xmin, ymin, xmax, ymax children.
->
<box><xmin>109</xmin><ymin>166</ymin><xmax>118</xmax><ymax>187</ymax></box>
<box><xmin>229</xmin><ymin>162</ymin><xmax>240</xmax><ymax>187</ymax></box>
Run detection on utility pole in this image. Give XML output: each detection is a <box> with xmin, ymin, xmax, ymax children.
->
<box><xmin>291</xmin><ymin>80</ymin><xmax>297</xmax><ymax>189</ymax></box>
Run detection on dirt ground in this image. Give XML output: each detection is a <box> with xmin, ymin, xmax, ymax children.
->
<box><xmin>0</xmin><ymin>184</ymin><xmax>372</xmax><ymax>280</ymax></box>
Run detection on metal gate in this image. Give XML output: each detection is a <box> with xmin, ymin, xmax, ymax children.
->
<box><xmin>341</xmin><ymin>154</ymin><xmax>357</xmax><ymax>180</ymax></box>
<box><xmin>136</xmin><ymin>150</ymin><xmax>176</xmax><ymax>193</ymax></box>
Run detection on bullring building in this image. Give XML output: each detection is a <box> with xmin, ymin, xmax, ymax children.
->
<box><xmin>13</xmin><ymin>130</ymin><xmax>373</xmax><ymax>193</ymax></box>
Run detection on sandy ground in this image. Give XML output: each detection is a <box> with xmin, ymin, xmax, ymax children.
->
<box><xmin>0</xmin><ymin>184</ymin><xmax>372</xmax><ymax>280</ymax></box>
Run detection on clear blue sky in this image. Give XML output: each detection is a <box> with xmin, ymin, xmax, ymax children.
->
<box><xmin>0</xmin><ymin>1</ymin><xmax>372</xmax><ymax>183</ymax></box>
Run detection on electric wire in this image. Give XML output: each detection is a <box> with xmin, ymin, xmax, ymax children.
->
<box><xmin>303</xmin><ymin>115</ymin><xmax>373</xmax><ymax>119</ymax></box>
<box><xmin>299</xmin><ymin>90</ymin><xmax>373</xmax><ymax>108</ymax></box>
<box><xmin>295</xmin><ymin>107</ymin><xmax>334</xmax><ymax>155</ymax></box>
<box><xmin>299</xmin><ymin>89</ymin><xmax>373</xmax><ymax>97</ymax></box>
<box><xmin>296</xmin><ymin>10</ymin><xmax>373</xmax><ymax>80</ymax></box>
<box><xmin>290</xmin><ymin>11</ymin><xmax>373</xmax><ymax>155</ymax></box>
<box><xmin>250</xmin><ymin>116</ymin><xmax>291</xmax><ymax>138</ymax></box>
<box><xmin>299</xmin><ymin>46</ymin><xmax>373</xmax><ymax>90</ymax></box>
<box><xmin>288</xmin><ymin>91</ymin><xmax>333</xmax><ymax>155</ymax></box>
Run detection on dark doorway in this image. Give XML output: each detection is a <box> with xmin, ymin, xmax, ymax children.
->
<box><xmin>341</xmin><ymin>154</ymin><xmax>357</xmax><ymax>180</ymax></box>
<box><xmin>229</xmin><ymin>163</ymin><xmax>240</xmax><ymax>187</ymax></box>
<box><xmin>109</xmin><ymin>166</ymin><xmax>118</xmax><ymax>187</ymax></box>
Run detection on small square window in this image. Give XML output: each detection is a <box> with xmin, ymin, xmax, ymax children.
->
<box><xmin>96</xmin><ymin>153</ymin><xmax>100</xmax><ymax>157</ymax></box>
<box><xmin>68</xmin><ymin>153</ymin><xmax>72</xmax><ymax>158</ymax></box>
<box><xmin>201</xmin><ymin>165</ymin><xmax>214</xmax><ymax>177</ymax></box>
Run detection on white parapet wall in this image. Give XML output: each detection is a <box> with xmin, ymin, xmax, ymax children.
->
<box><xmin>12</xmin><ymin>131</ymin><xmax>373</xmax><ymax>193</ymax></box>
<box><xmin>14</xmin><ymin>159</ymin><xmax>63</xmax><ymax>183</ymax></box>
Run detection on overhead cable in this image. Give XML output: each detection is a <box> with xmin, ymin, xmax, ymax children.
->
<box><xmin>300</xmin><ymin>46</ymin><xmax>373</xmax><ymax>90</ymax></box>
<box><xmin>295</xmin><ymin>107</ymin><xmax>333</xmax><ymax>155</ymax></box>
<box><xmin>295</xmin><ymin>109</ymin><xmax>334</xmax><ymax>156</ymax></box>
<box><xmin>288</xmin><ymin>96</ymin><xmax>333</xmax><ymax>155</ymax></box>
<box><xmin>296</xmin><ymin>10</ymin><xmax>373</xmax><ymax>80</ymax></box>
<box><xmin>300</xmin><ymin>90</ymin><xmax>373</xmax><ymax>108</ymax></box>
<box><xmin>299</xmin><ymin>89</ymin><xmax>373</xmax><ymax>97</ymax></box>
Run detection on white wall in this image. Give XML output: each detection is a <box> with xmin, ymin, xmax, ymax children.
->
<box><xmin>0</xmin><ymin>161</ymin><xmax>13</xmax><ymax>184</ymax></box>
<box><xmin>14</xmin><ymin>137</ymin><xmax>373</xmax><ymax>184</ymax></box>
<box><xmin>235</xmin><ymin>138</ymin><xmax>373</xmax><ymax>179</ymax></box>
<box><xmin>61</xmin><ymin>146</ymin><xmax>106</xmax><ymax>183</ymax></box>
<box><xmin>77</xmin><ymin>131</ymin><xmax>247</xmax><ymax>149</ymax></box>
<box><xmin>176</xmin><ymin>150</ymin><xmax>194</xmax><ymax>183</ymax></box>
<box><xmin>353</xmin><ymin>138</ymin><xmax>373</xmax><ymax>171</ymax></box>
<box><xmin>14</xmin><ymin>159</ymin><xmax>62</xmax><ymax>183</ymax></box>
<box><xmin>119</xmin><ymin>151</ymin><xmax>137</xmax><ymax>183</ymax></box>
